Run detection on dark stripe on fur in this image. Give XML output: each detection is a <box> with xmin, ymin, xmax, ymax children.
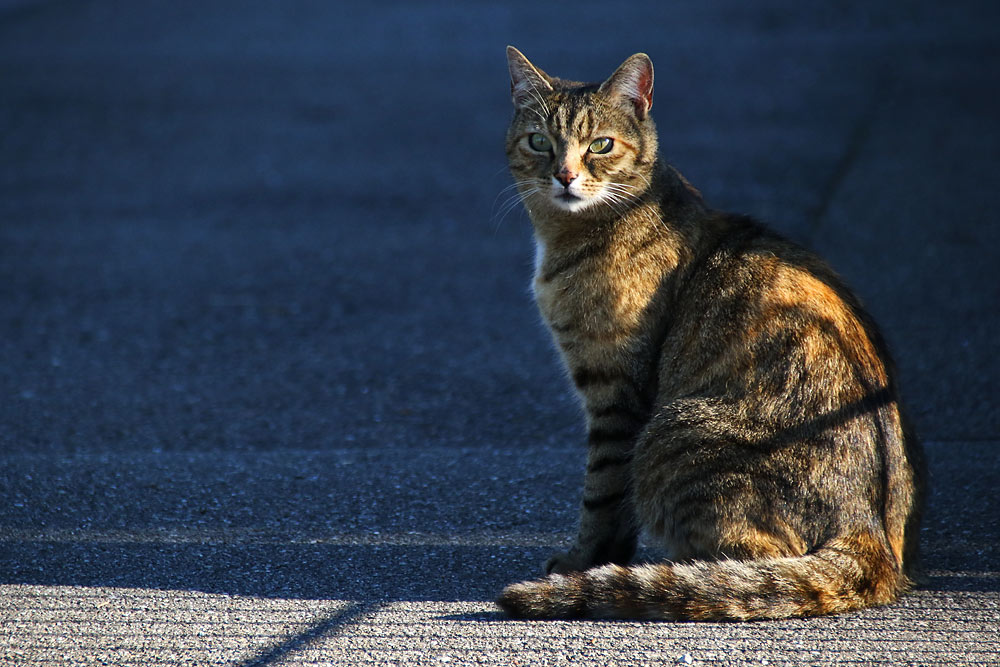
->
<box><xmin>586</xmin><ymin>455</ymin><xmax>632</xmax><ymax>473</ymax></box>
<box><xmin>549</xmin><ymin>321</ymin><xmax>576</xmax><ymax>334</ymax></box>
<box><xmin>590</xmin><ymin>402</ymin><xmax>646</xmax><ymax>424</ymax></box>
<box><xmin>540</xmin><ymin>244</ymin><xmax>603</xmax><ymax>283</ymax></box>
<box><xmin>629</xmin><ymin>230</ymin><xmax>662</xmax><ymax>258</ymax></box>
<box><xmin>587</xmin><ymin>427</ymin><xmax>636</xmax><ymax>446</ymax></box>
<box><xmin>583</xmin><ymin>492</ymin><xmax>626</xmax><ymax>511</ymax></box>
<box><xmin>573</xmin><ymin>366</ymin><xmax>630</xmax><ymax>389</ymax></box>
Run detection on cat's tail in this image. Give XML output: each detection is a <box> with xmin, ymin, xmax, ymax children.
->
<box><xmin>497</xmin><ymin>532</ymin><xmax>909</xmax><ymax>621</ymax></box>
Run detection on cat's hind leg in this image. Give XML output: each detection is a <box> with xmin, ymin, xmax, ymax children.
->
<box><xmin>630</xmin><ymin>397</ymin><xmax>813</xmax><ymax>563</ymax></box>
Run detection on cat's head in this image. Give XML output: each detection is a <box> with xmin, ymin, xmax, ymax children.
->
<box><xmin>505</xmin><ymin>47</ymin><xmax>659</xmax><ymax>221</ymax></box>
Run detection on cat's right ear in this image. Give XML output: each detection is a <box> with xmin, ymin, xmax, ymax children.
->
<box><xmin>506</xmin><ymin>46</ymin><xmax>553</xmax><ymax>110</ymax></box>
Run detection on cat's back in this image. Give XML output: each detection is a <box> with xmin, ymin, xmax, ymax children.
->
<box><xmin>656</xmin><ymin>211</ymin><xmax>895</xmax><ymax>411</ymax></box>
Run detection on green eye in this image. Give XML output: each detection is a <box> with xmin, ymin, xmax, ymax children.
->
<box><xmin>589</xmin><ymin>137</ymin><xmax>614</xmax><ymax>154</ymax></box>
<box><xmin>528</xmin><ymin>133</ymin><xmax>551</xmax><ymax>152</ymax></box>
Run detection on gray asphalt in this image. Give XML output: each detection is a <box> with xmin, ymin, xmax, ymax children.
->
<box><xmin>1</xmin><ymin>1</ymin><xmax>998</xmax><ymax>665</ymax></box>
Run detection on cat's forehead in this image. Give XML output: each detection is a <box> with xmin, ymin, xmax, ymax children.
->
<box><xmin>527</xmin><ymin>89</ymin><xmax>622</xmax><ymax>138</ymax></box>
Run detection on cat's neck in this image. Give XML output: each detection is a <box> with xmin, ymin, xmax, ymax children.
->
<box><xmin>531</xmin><ymin>160</ymin><xmax>709</xmax><ymax>342</ymax></box>
<box><xmin>530</xmin><ymin>159</ymin><xmax>707</xmax><ymax>264</ymax></box>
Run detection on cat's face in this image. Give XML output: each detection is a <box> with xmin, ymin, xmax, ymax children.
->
<box><xmin>505</xmin><ymin>48</ymin><xmax>658</xmax><ymax>220</ymax></box>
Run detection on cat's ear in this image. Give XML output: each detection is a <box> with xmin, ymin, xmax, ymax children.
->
<box><xmin>506</xmin><ymin>46</ymin><xmax>554</xmax><ymax>110</ymax></box>
<box><xmin>599</xmin><ymin>53</ymin><xmax>654</xmax><ymax>119</ymax></box>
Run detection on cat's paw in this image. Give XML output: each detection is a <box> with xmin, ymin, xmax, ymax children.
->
<box><xmin>544</xmin><ymin>551</ymin><xmax>589</xmax><ymax>575</ymax></box>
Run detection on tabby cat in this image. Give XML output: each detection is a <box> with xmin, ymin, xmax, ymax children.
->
<box><xmin>496</xmin><ymin>46</ymin><xmax>925</xmax><ymax>620</ymax></box>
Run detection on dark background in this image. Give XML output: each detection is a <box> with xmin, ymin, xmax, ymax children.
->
<box><xmin>1</xmin><ymin>1</ymin><xmax>998</xmax><ymax>663</ymax></box>
<box><xmin>3</xmin><ymin>1</ymin><xmax>997</xmax><ymax>456</ymax></box>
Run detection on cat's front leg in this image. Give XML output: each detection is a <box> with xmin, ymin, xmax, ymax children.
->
<box><xmin>547</xmin><ymin>429</ymin><xmax>639</xmax><ymax>574</ymax></box>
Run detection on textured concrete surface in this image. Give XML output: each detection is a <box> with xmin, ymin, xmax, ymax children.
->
<box><xmin>2</xmin><ymin>1</ymin><xmax>998</xmax><ymax>665</ymax></box>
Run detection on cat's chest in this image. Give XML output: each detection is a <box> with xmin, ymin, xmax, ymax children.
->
<box><xmin>532</xmin><ymin>240</ymin><xmax>594</xmax><ymax>328</ymax></box>
<box><xmin>532</xmin><ymin>238</ymin><xmax>655</xmax><ymax>343</ymax></box>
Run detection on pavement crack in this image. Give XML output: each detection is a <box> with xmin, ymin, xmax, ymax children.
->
<box><xmin>805</xmin><ymin>93</ymin><xmax>883</xmax><ymax>243</ymax></box>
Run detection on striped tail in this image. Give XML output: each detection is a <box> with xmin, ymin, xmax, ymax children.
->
<box><xmin>497</xmin><ymin>533</ymin><xmax>909</xmax><ymax>621</ymax></box>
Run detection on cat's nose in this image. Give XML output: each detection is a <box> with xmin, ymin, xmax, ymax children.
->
<box><xmin>554</xmin><ymin>168</ymin><xmax>577</xmax><ymax>187</ymax></box>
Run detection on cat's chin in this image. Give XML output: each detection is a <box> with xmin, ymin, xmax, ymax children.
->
<box><xmin>549</xmin><ymin>192</ymin><xmax>598</xmax><ymax>214</ymax></box>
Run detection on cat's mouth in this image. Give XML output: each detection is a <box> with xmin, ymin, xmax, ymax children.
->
<box><xmin>551</xmin><ymin>190</ymin><xmax>593</xmax><ymax>213</ymax></box>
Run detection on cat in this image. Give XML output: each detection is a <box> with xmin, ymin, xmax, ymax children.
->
<box><xmin>496</xmin><ymin>46</ymin><xmax>926</xmax><ymax>620</ymax></box>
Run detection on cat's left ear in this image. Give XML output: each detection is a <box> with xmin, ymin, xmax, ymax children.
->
<box><xmin>599</xmin><ymin>53</ymin><xmax>654</xmax><ymax>120</ymax></box>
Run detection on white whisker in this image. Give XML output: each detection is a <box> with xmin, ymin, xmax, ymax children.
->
<box><xmin>524</xmin><ymin>105</ymin><xmax>547</xmax><ymax>123</ymax></box>
<box><xmin>492</xmin><ymin>183</ymin><xmax>541</xmax><ymax>233</ymax></box>
<box><xmin>600</xmin><ymin>183</ymin><xmax>642</xmax><ymax>214</ymax></box>
<box><xmin>603</xmin><ymin>180</ymin><xmax>674</xmax><ymax>234</ymax></box>
<box><xmin>600</xmin><ymin>190</ymin><xmax>631</xmax><ymax>217</ymax></box>
<box><xmin>604</xmin><ymin>182</ymin><xmax>642</xmax><ymax>195</ymax></box>
<box><xmin>526</xmin><ymin>82</ymin><xmax>551</xmax><ymax>117</ymax></box>
<box><xmin>491</xmin><ymin>179</ymin><xmax>537</xmax><ymax>214</ymax></box>
<box><xmin>519</xmin><ymin>79</ymin><xmax>551</xmax><ymax>123</ymax></box>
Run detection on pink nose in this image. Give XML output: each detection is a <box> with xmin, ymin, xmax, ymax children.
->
<box><xmin>554</xmin><ymin>168</ymin><xmax>577</xmax><ymax>187</ymax></box>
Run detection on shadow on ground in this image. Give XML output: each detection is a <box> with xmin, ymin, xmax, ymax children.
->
<box><xmin>1</xmin><ymin>443</ymin><xmax>997</xmax><ymax>602</ymax></box>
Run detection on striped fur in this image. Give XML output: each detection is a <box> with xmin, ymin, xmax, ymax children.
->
<box><xmin>498</xmin><ymin>47</ymin><xmax>925</xmax><ymax>621</ymax></box>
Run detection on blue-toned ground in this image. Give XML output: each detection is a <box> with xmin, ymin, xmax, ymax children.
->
<box><xmin>1</xmin><ymin>1</ymin><xmax>998</xmax><ymax>664</ymax></box>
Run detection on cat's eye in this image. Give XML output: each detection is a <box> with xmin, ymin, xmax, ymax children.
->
<box><xmin>589</xmin><ymin>137</ymin><xmax>614</xmax><ymax>154</ymax></box>
<box><xmin>528</xmin><ymin>133</ymin><xmax>551</xmax><ymax>152</ymax></box>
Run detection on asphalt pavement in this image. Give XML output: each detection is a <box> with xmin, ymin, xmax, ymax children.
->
<box><xmin>1</xmin><ymin>1</ymin><xmax>998</xmax><ymax>665</ymax></box>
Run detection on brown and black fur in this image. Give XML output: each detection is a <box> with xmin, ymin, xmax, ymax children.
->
<box><xmin>497</xmin><ymin>47</ymin><xmax>925</xmax><ymax>621</ymax></box>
